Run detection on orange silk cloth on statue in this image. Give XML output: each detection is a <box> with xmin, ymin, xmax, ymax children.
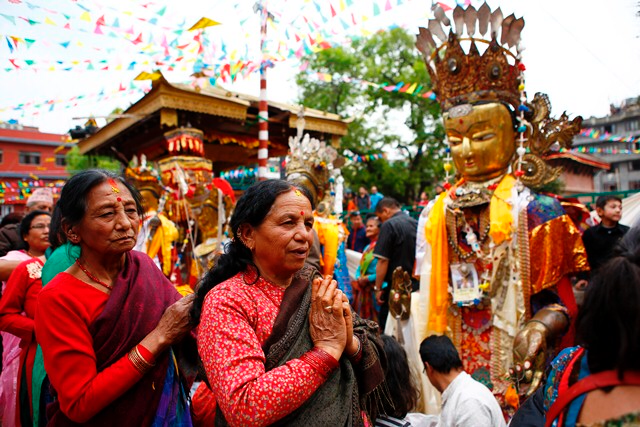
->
<box><xmin>529</xmin><ymin>215</ymin><xmax>589</xmax><ymax>294</ymax></box>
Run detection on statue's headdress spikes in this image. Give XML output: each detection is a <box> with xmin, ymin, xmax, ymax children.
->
<box><xmin>416</xmin><ymin>2</ymin><xmax>525</xmax><ymax>111</ymax></box>
<box><xmin>286</xmin><ymin>133</ymin><xmax>337</xmax><ymax>205</ymax></box>
<box><xmin>417</xmin><ymin>2</ymin><xmax>583</xmax><ymax>189</ymax></box>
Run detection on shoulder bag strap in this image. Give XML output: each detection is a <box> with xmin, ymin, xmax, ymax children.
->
<box><xmin>545</xmin><ymin>370</ymin><xmax>640</xmax><ymax>427</ymax></box>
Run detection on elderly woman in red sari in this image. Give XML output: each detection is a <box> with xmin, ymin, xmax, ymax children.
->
<box><xmin>34</xmin><ymin>169</ymin><xmax>195</xmax><ymax>426</ymax></box>
<box><xmin>0</xmin><ymin>210</ymin><xmax>51</xmax><ymax>426</ymax></box>
<box><xmin>192</xmin><ymin>179</ymin><xmax>386</xmax><ymax>426</ymax></box>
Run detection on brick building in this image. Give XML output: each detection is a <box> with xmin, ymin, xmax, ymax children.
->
<box><xmin>0</xmin><ymin>121</ymin><xmax>73</xmax><ymax>216</ymax></box>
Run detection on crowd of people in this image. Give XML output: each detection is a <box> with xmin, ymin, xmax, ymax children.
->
<box><xmin>0</xmin><ymin>173</ymin><xmax>635</xmax><ymax>426</ymax></box>
<box><xmin>0</xmin><ymin>2</ymin><xmax>637</xmax><ymax>426</ymax></box>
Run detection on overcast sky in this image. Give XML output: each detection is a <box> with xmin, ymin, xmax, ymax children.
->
<box><xmin>0</xmin><ymin>0</ymin><xmax>638</xmax><ymax>135</ymax></box>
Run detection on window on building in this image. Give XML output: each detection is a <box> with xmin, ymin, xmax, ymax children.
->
<box><xmin>629</xmin><ymin>160</ymin><xmax>640</xmax><ymax>171</ymax></box>
<box><xmin>630</xmin><ymin>120</ymin><xmax>639</xmax><ymax>131</ymax></box>
<box><xmin>18</xmin><ymin>151</ymin><xmax>41</xmax><ymax>165</ymax></box>
<box><xmin>55</xmin><ymin>154</ymin><xmax>67</xmax><ymax>167</ymax></box>
<box><xmin>604</xmin><ymin>183</ymin><xmax>618</xmax><ymax>192</ymax></box>
<box><xmin>604</xmin><ymin>124</ymin><xmax>613</xmax><ymax>133</ymax></box>
<box><xmin>630</xmin><ymin>181</ymin><xmax>640</xmax><ymax>190</ymax></box>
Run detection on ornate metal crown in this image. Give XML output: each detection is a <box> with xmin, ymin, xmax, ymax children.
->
<box><xmin>416</xmin><ymin>2</ymin><xmax>524</xmax><ymax>111</ymax></box>
<box><xmin>286</xmin><ymin>133</ymin><xmax>338</xmax><ymax>205</ymax></box>
<box><xmin>125</xmin><ymin>155</ymin><xmax>163</xmax><ymax>198</ymax></box>
<box><xmin>417</xmin><ymin>3</ymin><xmax>583</xmax><ymax>189</ymax></box>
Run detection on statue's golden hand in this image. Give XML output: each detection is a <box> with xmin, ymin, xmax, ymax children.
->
<box><xmin>389</xmin><ymin>267</ymin><xmax>411</xmax><ymax>321</ymax></box>
<box><xmin>511</xmin><ymin>321</ymin><xmax>547</xmax><ymax>397</ymax></box>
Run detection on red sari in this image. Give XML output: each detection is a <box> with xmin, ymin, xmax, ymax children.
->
<box><xmin>36</xmin><ymin>251</ymin><xmax>194</xmax><ymax>426</ymax></box>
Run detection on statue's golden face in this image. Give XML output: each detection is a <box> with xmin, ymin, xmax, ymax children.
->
<box><xmin>139</xmin><ymin>189</ymin><xmax>159</xmax><ymax>214</ymax></box>
<box><xmin>444</xmin><ymin>103</ymin><xmax>515</xmax><ymax>182</ymax></box>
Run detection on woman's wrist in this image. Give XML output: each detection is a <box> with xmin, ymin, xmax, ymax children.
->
<box><xmin>128</xmin><ymin>344</ymin><xmax>156</xmax><ymax>375</ymax></box>
<box><xmin>301</xmin><ymin>347</ymin><xmax>340</xmax><ymax>378</ymax></box>
<box><xmin>139</xmin><ymin>329</ymin><xmax>169</xmax><ymax>358</ymax></box>
<box><xmin>347</xmin><ymin>336</ymin><xmax>362</xmax><ymax>360</ymax></box>
<box><xmin>313</xmin><ymin>343</ymin><xmax>343</xmax><ymax>362</ymax></box>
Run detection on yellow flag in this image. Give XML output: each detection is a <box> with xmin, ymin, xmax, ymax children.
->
<box><xmin>44</xmin><ymin>16</ymin><xmax>57</xmax><ymax>25</ymax></box>
<box><xmin>406</xmin><ymin>82</ymin><xmax>418</xmax><ymax>94</ymax></box>
<box><xmin>188</xmin><ymin>17</ymin><xmax>221</xmax><ymax>31</ymax></box>
<box><xmin>79</xmin><ymin>11</ymin><xmax>91</xmax><ymax>22</ymax></box>
<box><xmin>134</xmin><ymin>70</ymin><xmax>163</xmax><ymax>81</ymax></box>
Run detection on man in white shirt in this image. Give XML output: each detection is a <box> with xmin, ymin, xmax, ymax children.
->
<box><xmin>419</xmin><ymin>335</ymin><xmax>506</xmax><ymax>427</ymax></box>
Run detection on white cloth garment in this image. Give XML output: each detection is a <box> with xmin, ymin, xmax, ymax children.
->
<box><xmin>439</xmin><ymin>371</ymin><xmax>506</xmax><ymax>427</ymax></box>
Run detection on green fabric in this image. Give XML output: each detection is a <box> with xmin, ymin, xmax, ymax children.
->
<box><xmin>40</xmin><ymin>243</ymin><xmax>80</xmax><ymax>285</ymax></box>
<box><xmin>32</xmin><ymin>242</ymin><xmax>80</xmax><ymax>426</ymax></box>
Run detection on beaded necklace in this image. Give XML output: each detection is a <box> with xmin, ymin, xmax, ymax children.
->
<box><xmin>75</xmin><ymin>259</ymin><xmax>113</xmax><ymax>291</ymax></box>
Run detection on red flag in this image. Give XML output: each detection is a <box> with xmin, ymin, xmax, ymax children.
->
<box><xmin>131</xmin><ymin>33</ymin><xmax>143</xmax><ymax>44</ymax></box>
<box><xmin>330</xmin><ymin>4</ymin><xmax>337</xmax><ymax>17</ymax></box>
<box><xmin>437</xmin><ymin>2</ymin><xmax>452</xmax><ymax>11</ymax></box>
<box><xmin>96</xmin><ymin>15</ymin><xmax>105</xmax><ymax>26</ymax></box>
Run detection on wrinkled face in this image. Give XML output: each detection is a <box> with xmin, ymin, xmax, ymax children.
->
<box><xmin>71</xmin><ymin>181</ymin><xmax>140</xmax><ymax>257</ymax></box>
<box><xmin>29</xmin><ymin>202</ymin><xmax>53</xmax><ymax>213</ymax></box>
<box><xmin>24</xmin><ymin>214</ymin><xmax>51</xmax><ymax>253</ymax></box>
<box><xmin>365</xmin><ymin>217</ymin><xmax>380</xmax><ymax>240</ymax></box>
<box><xmin>243</xmin><ymin>189</ymin><xmax>314</xmax><ymax>285</ymax></box>
<box><xmin>444</xmin><ymin>103</ymin><xmax>516</xmax><ymax>182</ymax></box>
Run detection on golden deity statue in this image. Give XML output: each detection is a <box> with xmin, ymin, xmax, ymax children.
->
<box><xmin>158</xmin><ymin>155</ymin><xmax>234</xmax><ymax>278</ymax></box>
<box><xmin>124</xmin><ymin>157</ymin><xmax>179</xmax><ymax>280</ymax></box>
<box><xmin>415</xmin><ymin>2</ymin><xmax>588</xmax><ymax>413</ymax></box>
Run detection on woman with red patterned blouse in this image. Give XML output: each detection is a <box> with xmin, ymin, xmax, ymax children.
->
<box><xmin>192</xmin><ymin>179</ymin><xmax>386</xmax><ymax>426</ymax></box>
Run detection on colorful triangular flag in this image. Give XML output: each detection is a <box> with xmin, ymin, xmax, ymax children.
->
<box><xmin>188</xmin><ymin>17</ymin><xmax>220</xmax><ymax>31</ymax></box>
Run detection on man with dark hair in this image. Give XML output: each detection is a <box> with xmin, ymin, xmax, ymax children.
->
<box><xmin>581</xmin><ymin>195</ymin><xmax>629</xmax><ymax>273</ymax></box>
<box><xmin>373</xmin><ymin>197</ymin><xmax>417</xmax><ymax>330</ymax></box>
<box><xmin>346</xmin><ymin>211</ymin><xmax>369</xmax><ymax>253</ymax></box>
<box><xmin>419</xmin><ymin>335</ymin><xmax>505</xmax><ymax>427</ymax></box>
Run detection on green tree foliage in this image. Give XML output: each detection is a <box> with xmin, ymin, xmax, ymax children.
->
<box><xmin>296</xmin><ymin>28</ymin><xmax>446</xmax><ymax>203</ymax></box>
<box><xmin>65</xmin><ymin>146</ymin><xmax>121</xmax><ymax>175</ymax></box>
